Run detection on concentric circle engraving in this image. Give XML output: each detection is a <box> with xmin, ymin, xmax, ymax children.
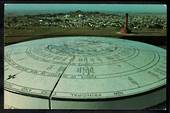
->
<box><xmin>4</xmin><ymin>36</ymin><xmax>166</xmax><ymax>100</ymax></box>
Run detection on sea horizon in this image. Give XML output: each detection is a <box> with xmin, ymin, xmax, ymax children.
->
<box><xmin>5</xmin><ymin>4</ymin><xmax>167</xmax><ymax>16</ymax></box>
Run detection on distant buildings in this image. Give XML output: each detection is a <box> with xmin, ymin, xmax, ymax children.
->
<box><xmin>5</xmin><ymin>11</ymin><xmax>166</xmax><ymax>32</ymax></box>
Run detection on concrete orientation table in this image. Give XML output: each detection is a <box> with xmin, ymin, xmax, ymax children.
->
<box><xmin>4</xmin><ymin>36</ymin><xmax>166</xmax><ymax>109</ymax></box>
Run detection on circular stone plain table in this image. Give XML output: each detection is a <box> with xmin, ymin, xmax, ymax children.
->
<box><xmin>4</xmin><ymin>36</ymin><xmax>166</xmax><ymax>109</ymax></box>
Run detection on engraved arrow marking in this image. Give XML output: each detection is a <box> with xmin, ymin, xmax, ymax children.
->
<box><xmin>6</xmin><ymin>72</ymin><xmax>22</xmax><ymax>80</ymax></box>
<box><xmin>6</xmin><ymin>74</ymin><xmax>16</xmax><ymax>80</ymax></box>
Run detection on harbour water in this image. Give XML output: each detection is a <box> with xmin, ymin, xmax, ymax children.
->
<box><xmin>5</xmin><ymin>4</ymin><xmax>167</xmax><ymax>15</ymax></box>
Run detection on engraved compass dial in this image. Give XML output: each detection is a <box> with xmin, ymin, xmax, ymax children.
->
<box><xmin>4</xmin><ymin>36</ymin><xmax>166</xmax><ymax>109</ymax></box>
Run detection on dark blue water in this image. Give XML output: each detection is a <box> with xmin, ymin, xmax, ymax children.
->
<box><xmin>5</xmin><ymin>4</ymin><xmax>166</xmax><ymax>15</ymax></box>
